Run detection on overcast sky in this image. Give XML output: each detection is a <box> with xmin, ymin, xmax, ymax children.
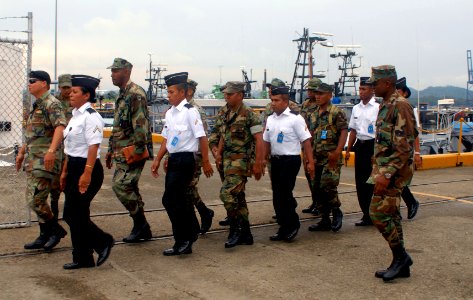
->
<box><xmin>1</xmin><ymin>0</ymin><xmax>472</xmax><ymax>93</ymax></box>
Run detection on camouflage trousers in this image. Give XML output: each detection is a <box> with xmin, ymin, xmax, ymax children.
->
<box><xmin>26</xmin><ymin>171</ymin><xmax>55</xmax><ymax>223</ymax></box>
<box><xmin>369</xmin><ymin>187</ymin><xmax>404</xmax><ymax>249</ymax></box>
<box><xmin>187</xmin><ymin>153</ymin><xmax>203</xmax><ymax>207</ymax></box>
<box><xmin>112</xmin><ymin>161</ymin><xmax>146</xmax><ymax>216</ymax></box>
<box><xmin>311</xmin><ymin>160</ymin><xmax>342</xmax><ymax>214</ymax></box>
<box><xmin>220</xmin><ymin>174</ymin><xmax>249</xmax><ymax>221</ymax></box>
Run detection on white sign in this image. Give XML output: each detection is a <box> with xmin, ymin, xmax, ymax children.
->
<box><xmin>438</xmin><ymin>99</ymin><xmax>454</xmax><ymax>105</ymax></box>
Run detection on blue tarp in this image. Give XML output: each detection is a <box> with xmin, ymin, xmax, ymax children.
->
<box><xmin>452</xmin><ymin>122</ymin><xmax>473</xmax><ymax>134</ymax></box>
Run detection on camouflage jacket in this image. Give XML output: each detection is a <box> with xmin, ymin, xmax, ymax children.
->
<box><xmin>262</xmin><ymin>100</ymin><xmax>300</xmax><ymax>128</ymax></box>
<box><xmin>56</xmin><ymin>93</ymin><xmax>73</xmax><ymax>123</ymax></box>
<box><xmin>209</xmin><ymin>103</ymin><xmax>262</xmax><ymax>176</ymax></box>
<box><xmin>108</xmin><ymin>81</ymin><xmax>150</xmax><ymax>162</ymax></box>
<box><xmin>368</xmin><ymin>92</ymin><xmax>418</xmax><ymax>188</ymax></box>
<box><xmin>189</xmin><ymin>98</ymin><xmax>208</xmax><ymax>134</ymax></box>
<box><xmin>25</xmin><ymin>92</ymin><xmax>67</xmax><ymax>174</ymax></box>
<box><xmin>308</xmin><ymin>103</ymin><xmax>348</xmax><ymax>160</ymax></box>
<box><xmin>300</xmin><ymin>98</ymin><xmax>318</xmax><ymax>126</ymax></box>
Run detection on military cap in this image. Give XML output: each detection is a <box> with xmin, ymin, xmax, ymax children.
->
<box><xmin>107</xmin><ymin>58</ymin><xmax>133</xmax><ymax>69</ymax></box>
<box><xmin>314</xmin><ymin>82</ymin><xmax>334</xmax><ymax>93</ymax></box>
<box><xmin>307</xmin><ymin>78</ymin><xmax>322</xmax><ymax>90</ymax></box>
<box><xmin>187</xmin><ymin>79</ymin><xmax>198</xmax><ymax>90</ymax></box>
<box><xmin>366</xmin><ymin>65</ymin><xmax>397</xmax><ymax>83</ymax></box>
<box><xmin>71</xmin><ymin>74</ymin><xmax>100</xmax><ymax>102</ymax></box>
<box><xmin>359</xmin><ymin>76</ymin><xmax>372</xmax><ymax>86</ymax></box>
<box><xmin>271</xmin><ymin>86</ymin><xmax>289</xmax><ymax>95</ymax></box>
<box><xmin>29</xmin><ymin>70</ymin><xmax>51</xmax><ymax>85</ymax></box>
<box><xmin>265</xmin><ymin>78</ymin><xmax>286</xmax><ymax>88</ymax></box>
<box><xmin>222</xmin><ymin>81</ymin><xmax>245</xmax><ymax>93</ymax></box>
<box><xmin>164</xmin><ymin>72</ymin><xmax>188</xmax><ymax>87</ymax></box>
<box><xmin>58</xmin><ymin>74</ymin><xmax>72</xmax><ymax>87</ymax></box>
<box><xmin>396</xmin><ymin>77</ymin><xmax>411</xmax><ymax>98</ymax></box>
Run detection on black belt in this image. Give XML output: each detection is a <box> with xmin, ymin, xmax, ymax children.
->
<box><xmin>271</xmin><ymin>155</ymin><xmax>300</xmax><ymax>160</ymax></box>
<box><xmin>356</xmin><ymin>139</ymin><xmax>375</xmax><ymax>144</ymax></box>
<box><xmin>67</xmin><ymin>156</ymin><xmax>100</xmax><ymax>163</ymax></box>
<box><xmin>168</xmin><ymin>152</ymin><xmax>194</xmax><ymax>158</ymax></box>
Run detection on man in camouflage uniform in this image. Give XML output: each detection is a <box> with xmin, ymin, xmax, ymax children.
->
<box><xmin>49</xmin><ymin>74</ymin><xmax>73</xmax><ymax>221</ymax></box>
<box><xmin>209</xmin><ymin>81</ymin><xmax>265</xmax><ymax>248</ymax></box>
<box><xmin>366</xmin><ymin>66</ymin><xmax>417</xmax><ymax>282</ymax></box>
<box><xmin>106</xmin><ymin>58</ymin><xmax>152</xmax><ymax>243</ymax></box>
<box><xmin>16</xmin><ymin>70</ymin><xmax>68</xmax><ymax>251</ymax></box>
<box><xmin>307</xmin><ymin>82</ymin><xmax>348</xmax><ymax>233</ymax></box>
<box><xmin>300</xmin><ymin>78</ymin><xmax>322</xmax><ymax>216</ymax></box>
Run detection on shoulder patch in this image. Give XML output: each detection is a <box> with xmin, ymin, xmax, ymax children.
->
<box><xmin>184</xmin><ymin>103</ymin><xmax>193</xmax><ymax>109</ymax></box>
<box><xmin>86</xmin><ymin>107</ymin><xmax>97</xmax><ymax>114</ymax></box>
<box><xmin>290</xmin><ymin>110</ymin><xmax>299</xmax><ymax>115</ymax></box>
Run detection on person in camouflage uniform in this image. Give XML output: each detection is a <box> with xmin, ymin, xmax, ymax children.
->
<box><xmin>307</xmin><ymin>82</ymin><xmax>348</xmax><ymax>233</ymax></box>
<box><xmin>208</xmin><ymin>81</ymin><xmax>265</xmax><ymax>248</ymax></box>
<box><xmin>16</xmin><ymin>70</ymin><xmax>68</xmax><ymax>251</ymax></box>
<box><xmin>49</xmin><ymin>74</ymin><xmax>73</xmax><ymax>221</ymax></box>
<box><xmin>300</xmin><ymin>78</ymin><xmax>322</xmax><ymax>216</ymax></box>
<box><xmin>366</xmin><ymin>66</ymin><xmax>417</xmax><ymax>282</ymax></box>
<box><xmin>105</xmin><ymin>58</ymin><xmax>152</xmax><ymax>243</ymax></box>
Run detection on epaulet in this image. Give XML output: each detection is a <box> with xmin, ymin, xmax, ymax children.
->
<box><xmin>86</xmin><ymin>107</ymin><xmax>97</xmax><ymax>114</ymax></box>
<box><xmin>290</xmin><ymin>110</ymin><xmax>299</xmax><ymax>115</ymax></box>
<box><xmin>184</xmin><ymin>103</ymin><xmax>193</xmax><ymax>109</ymax></box>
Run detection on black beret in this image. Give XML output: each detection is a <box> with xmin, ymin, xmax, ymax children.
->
<box><xmin>164</xmin><ymin>72</ymin><xmax>188</xmax><ymax>87</ymax></box>
<box><xmin>359</xmin><ymin>77</ymin><xmax>372</xmax><ymax>86</ymax></box>
<box><xmin>71</xmin><ymin>74</ymin><xmax>100</xmax><ymax>102</ymax></box>
<box><xmin>271</xmin><ymin>86</ymin><xmax>289</xmax><ymax>95</ymax></box>
<box><xmin>29</xmin><ymin>70</ymin><xmax>51</xmax><ymax>85</ymax></box>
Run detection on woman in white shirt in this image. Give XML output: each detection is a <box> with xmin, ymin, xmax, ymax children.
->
<box><xmin>60</xmin><ymin>75</ymin><xmax>113</xmax><ymax>269</ymax></box>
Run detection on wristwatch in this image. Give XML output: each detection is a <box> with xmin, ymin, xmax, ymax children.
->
<box><xmin>384</xmin><ymin>173</ymin><xmax>392</xmax><ymax>179</ymax></box>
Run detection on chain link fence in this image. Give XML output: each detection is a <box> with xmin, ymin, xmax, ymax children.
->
<box><xmin>0</xmin><ymin>13</ymin><xmax>32</xmax><ymax>228</ymax></box>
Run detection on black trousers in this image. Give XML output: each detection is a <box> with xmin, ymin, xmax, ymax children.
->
<box><xmin>270</xmin><ymin>155</ymin><xmax>301</xmax><ymax>233</ymax></box>
<box><xmin>162</xmin><ymin>152</ymin><xmax>199</xmax><ymax>243</ymax></box>
<box><xmin>63</xmin><ymin>157</ymin><xmax>109</xmax><ymax>262</ymax></box>
<box><xmin>354</xmin><ymin>139</ymin><xmax>375</xmax><ymax>221</ymax></box>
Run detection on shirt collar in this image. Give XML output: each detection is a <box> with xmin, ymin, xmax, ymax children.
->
<box><xmin>173</xmin><ymin>99</ymin><xmax>188</xmax><ymax>112</ymax></box>
<box><xmin>361</xmin><ymin>97</ymin><xmax>377</xmax><ymax>107</ymax></box>
<box><xmin>73</xmin><ymin>102</ymin><xmax>91</xmax><ymax>115</ymax></box>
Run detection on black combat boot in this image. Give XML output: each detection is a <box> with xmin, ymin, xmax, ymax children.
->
<box><xmin>224</xmin><ymin>218</ymin><xmax>241</xmax><ymax>248</ymax></box>
<box><xmin>196</xmin><ymin>202</ymin><xmax>214</xmax><ymax>234</ymax></box>
<box><xmin>331</xmin><ymin>207</ymin><xmax>343</xmax><ymax>232</ymax></box>
<box><xmin>123</xmin><ymin>208</ymin><xmax>152</xmax><ymax>243</ymax></box>
<box><xmin>308</xmin><ymin>214</ymin><xmax>331</xmax><ymax>232</ymax></box>
<box><xmin>238</xmin><ymin>220</ymin><xmax>254</xmax><ymax>246</ymax></box>
<box><xmin>44</xmin><ymin>220</ymin><xmax>67</xmax><ymax>251</ymax></box>
<box><xmin>302</xmin><ymin>203</ymin><xmax>317</xmax><ymax>214</ymax></box>
<box><xmin>382</xmin><ymin>245</ymin><xmax>413</xmax><ymax>282</ymax></box>
<box><xmin>24</xmin><ymin>223</ymin><xmax>51</xmax><ymax>249</ymax></box>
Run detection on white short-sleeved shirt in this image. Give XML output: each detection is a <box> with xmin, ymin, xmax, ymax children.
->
<box><xmin>263</xmin><ymin>107</ymin><xmax>311</xmax><ymax>155</ymax></box>
<box><xmin>64</xmin><ymin>102</ymin><xmax>104</xmax><ymax>158</ymax></box>
<box><xmin>348</xmin><ymin>97</ymin><xmax>380</xmax><ymax>140</ymax></box>
<box><xmin>161</xmin><ymin>99</ymin><xmax>206</xmax><ymax>153</ymax></box>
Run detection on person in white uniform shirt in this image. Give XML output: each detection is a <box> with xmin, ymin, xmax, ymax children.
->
<box><xmin>60</xmin><ymin>75</ymin><xmax>113</xmax><ymax>269</ymax></box>
<box><xmin>151</xmin><ymin>72</ymin><xmax>213</xmax><ymax>256</ymax></box>
<box><xmin>345</xmin><ymin>77</ymin><xmax>380</xmax><ymax>226</ymax></box>
<box><xmin>263</xmin><ymin>86</ymin><xmax>315</xmax><ymax>241</ymax></box>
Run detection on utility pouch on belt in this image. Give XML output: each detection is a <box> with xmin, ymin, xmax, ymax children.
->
<box><xmin>122</xmin><ymin>145</ymin><xmax>149</xmax><ymax>164</ymax></box>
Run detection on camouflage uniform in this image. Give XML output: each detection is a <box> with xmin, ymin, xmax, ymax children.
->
<box><xmin>209</xmin><ymin>103</ymin><xmax>262</xmax><ymax>222</ymax></box>
<box><xmin>308</xmin><ymin>103</ymin><xmax>348</xmax><ymax>221</ymax></box>
<box><xmin>367</xmin><ymin>91</ymin><xmax>418</xmax><ymax>248</ymax></box>
<box><xmin>25</xmin><ymin>91</ymin><xmax>66</xmax><ymax>222</ymax></box>
<box><xmin>108</xmin><ymin>81</ymin><xmax>150</xmax><ymax>215</ymax></box>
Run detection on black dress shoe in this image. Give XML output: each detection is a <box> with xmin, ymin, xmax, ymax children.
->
<box><xmin>200</xmin><ymin>209</ymin><xmax>214</xmax><ymax>234</ymax></box>
<box><xmin>63</xmin><ymin>261</ymin><xmax>95</xmax><ymax>270</ymax></box>
<box><xmin>97</xmin><ymin>235</ymin><xmax>114</xmax><ymax>267</ymax></box>
<box><xmin>269</xmin><ymin>232</ymin><xmax>284</xmax><ymax>241</ymax></box>
<box><xmin>308</xmin><ymin>219</ymin><xmax>331</xmax><ymax>232</ymax></box>
<box><xmin>284</xmin><ymin>228</ymin><xmax>299</xmax><ymax>241</ymax></box>
<box><xmin>272</xmin><ymin>215</ymin><xmax>277</xmax><ymax>220</ymax></box>
<box><xmin>355</xmin><ymin>219</ymin><xmax>373</xmax><ymax>226</ymax></box>
<box><xmin>302</xmin><ymin>204</ymin><xmax>316</xmax><ymax>214</ymax></box>
<box><xmin>407</xmin><ymin>200</ymin><xmax>420</xmax><ymax>220</ymax></box>
<box><xmin>219</xmin><ymin>217</ymin><xmax>229</xmax><ymax>226</ymax></box>
<box><xmin>163</xmin><ymin>241</ymin><xmax>193</xmax><ymax>256</ymax></box>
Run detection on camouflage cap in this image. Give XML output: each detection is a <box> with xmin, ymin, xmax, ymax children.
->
<box><xmin>222</xmin><ymin>81</ymin><xmax>245</xmax><ymax>93</ymax></box>
<box><xmin>58</xmin><ymin>74</ymin><xmax>72</xmax><ymax>87</ymax></box>
<box><xmin>366</xmin><ymin>65</ymin><xmax>397</xmax><ymax>83</ymax></box>
<box><xmin>307</xmin><ymin>78</ymin><xmax>322</xmax><ymax>90</ymax></box>
<box><xmin>187</xmin><ymin>79</ymin><xmax>198</xmax><ymax>90</ymax></box>
<box><xmin>106</xmin><ymin>58</ymin><xmax>133</xmax><ymax>70</ymax></box>
<box><xmin>265</xmin><ymin>78</ymin><xmax>285</xmax><ymax>88</ymax></box>
<box><xmin>314</xmin><ymin>82</ymin><xmax>334</xmax><ymax>93</ymax></box>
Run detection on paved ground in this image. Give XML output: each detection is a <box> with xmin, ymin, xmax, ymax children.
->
<box><xmin>0</xmin><ymin>149</ymin><xmax>472</xmax><ymax>299</ymax></box>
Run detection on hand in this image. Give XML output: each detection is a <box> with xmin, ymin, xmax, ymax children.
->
<box><xmin>327</xmin><ymin>150</ymin><xmax>340</xmax><ymax>169</ymax></box>
<box><xmin>344</xmin><ymin>151</ymin><xmax>350</xmax><ymax>166</ymax></box>
<box><xmin>78</xmin><ymin>172</ymin><xmax>91</xmax><ymax>194</ymax></box>
<box><xmin>151</xmin><ymin>159</ymin><xmax>160</xmax><ymax>178</ymax></box>
<box><xmin>215</xmin><ymin>154</ymin><xmax>222</xmax><ymax>171</ymax></box>
<box><xmin>306</xmin><ymin>161</ymin><xmax>315</xmax><ymax>181</ymax></box>
<box><xmin>60</xmin><ymin>172</ymin><xmax>67</xmax><ymax>192</ymax></box>
<box><xmin>373</xmin><ymin>174</ymin><xmax>390</xmax><ymax>195</ymax></box>
<box><xmin>211</xmin><ymin>147</ymin><xmax>219</xmax><ymax>159</ymax></box>
<box><xmin>15</xmin><ymin>153</ymin><xmax>24</xmax><ymax>172</ymax></box>
<box><xmin>252</xmin><ymin>161</ymin><xmax>263</xmax><ymax>181</ymax></box>
<box><xmin>202</xmin><ymin>160</ymin><xmax>214</xmax><ymax>178</ymax></box>
<box><xmin>414</xmin><ymin>153</ymin><xmax>422</xmax><ymax>169</ymax></box>
<box><xmin>261</xmin><ymin>159</ymin><xmax>267</xmax><ymax>176</ymax></box>
<box><xmin>163</xmin><ymin>158</ymin><xmax>168</xmax><ymax>173</ymax></box>
<box><xmin>105</xmin><ymin>152</ymin><xmax>113</xmax><ymax>169</ymax></box>
<box><xmin>44</xmin><ymin>151</ymin><xmax>56</xmax><ymax>172</ymax></box>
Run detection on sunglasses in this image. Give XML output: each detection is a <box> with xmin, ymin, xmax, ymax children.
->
<box><xmin>28</xmin><ymin>79</ymin><xmax>41</xmax><ymax>84</ymax></box>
